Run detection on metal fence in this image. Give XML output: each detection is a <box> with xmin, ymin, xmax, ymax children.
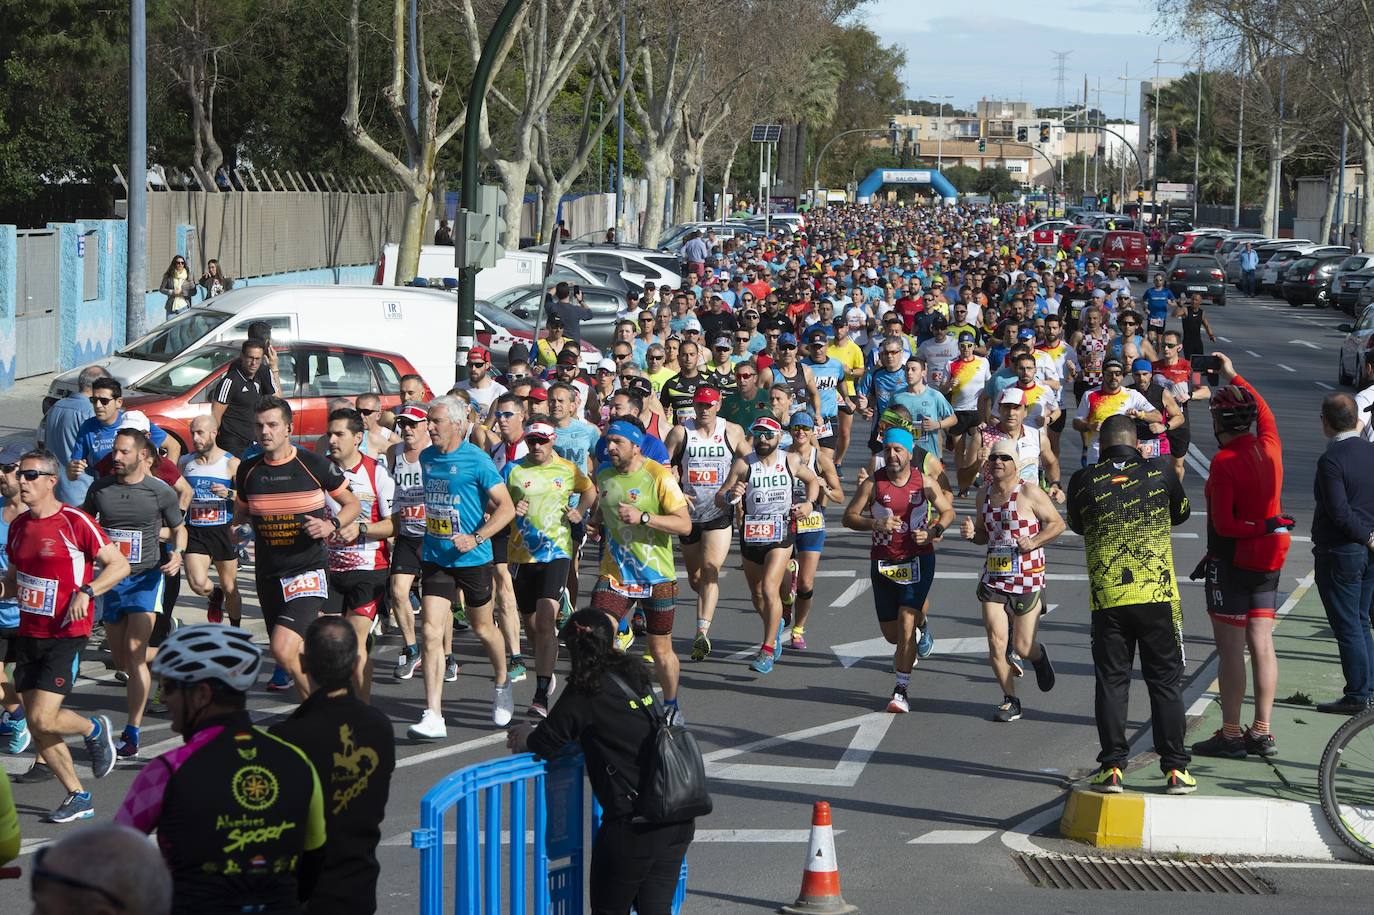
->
<box><xmin>144</xmin><ymin>188</ymin><xmax>407</xmax><ymax>287</ymax></box>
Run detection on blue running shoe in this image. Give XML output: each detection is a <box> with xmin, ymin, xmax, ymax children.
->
<box><xmin>916</xmin><ymin>624</ymin><xmax>934</xmax><ymax>660</ymax></box>
<box><xmin>775</xmin><ymin>619</ymin><xmax>786</xmax><ymax>659</ymax></box>
<box><xmin>43</xmin><ymin>791</ymin><xmax>94</xmax><ymax>823</ymax></box>
<box><xmin>266</xmin><ymin>667</ymin><xmax>293</xmax><ymax>691</ymax></box>
<box><xmin>4</xmin><ymin>716</ymin><xmax>30</xmax><ymax>755</ymax></box>
<box><xmin>84</xmin><ymin>715</ymin><xmax>115</xmax><ymax>779</ymax></box>
<box><xmin>749</xmin><ymin>649</ymin><xmax>775</xmax><ymax>674</ymax></box>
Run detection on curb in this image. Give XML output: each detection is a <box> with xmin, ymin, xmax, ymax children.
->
<box><xmin>1059</xmin><ymin>787</ymin><xmax>1361</xmax><ymax>861</ymax></box>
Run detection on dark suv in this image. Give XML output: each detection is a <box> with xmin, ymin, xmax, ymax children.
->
<box><xmin>1282</xmin><ymin>254</ymin><xmax>1346</xmax><ymax>307</ymax></box>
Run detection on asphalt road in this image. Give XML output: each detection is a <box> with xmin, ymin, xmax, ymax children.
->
<box><xmin>6</xmin><ymin>282</ymin><xmax>1374</xmax><ymax>913</ymax></box>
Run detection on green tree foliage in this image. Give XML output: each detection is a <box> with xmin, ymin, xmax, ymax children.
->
<box><xmin>817</xmin><ymin>23</ymin><xmax>906</xmax><ymax>187</ymax></box>
<box><xmin>974</xmin><ymin>165</ymin><xmax>1019</xmax><ymax>201</ymax></box>
<box><xmin>941</xmin><ymin>164</ymin><xmax>979</xmax><ymax>193</ymax></box>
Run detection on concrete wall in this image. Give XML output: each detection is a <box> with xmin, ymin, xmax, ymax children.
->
<box><xmin>0</xmin><ymin>225</ymin><xmax>15</xmax><ymax>389</ymax></box>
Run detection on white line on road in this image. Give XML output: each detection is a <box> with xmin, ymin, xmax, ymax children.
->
<box><xmin>1217</xmin><ymin>335</ymin><xmax>1232</xmax><ymax>343</ymax></box>
<box><xmin>381</xmin><ymin>827</ymin><xmax>829</xmax><ymax>847</ymax></box>
<box><xmin>1290</xmin><ymin>339</ymin><xmax>1322</xmax><ymax>349</ymax></box>
<box><xmin>1315</xmin><ymin>381</ymin><xmax>1334</xmax><ymax>390</ymax></box>
<box><xmin>908</xmin><ymin>829</ymin><xmax>997</xmax><ymax>845</ymax></box>
<box><xmin>832</xmin><ymin>579</ymin><xmax>871</xmax><ymax>607</ymax></box>
<box><xmin>1184</xmin><ymin>449</ymin><xmax>1212</xmax><ymax>480</ymax></box>
<box><xmin>395</xmin><ymin>731</ymin><xmax>507</xmax><ymax>770</ymax></box>
<box><xmin>815</xmin><ymin>570</ymin><xmax>857</xmax><ymax>578</ymax></box>
<box><xmin>703</xmin><ymin>712</ymin><xmax>895</xmax><ymax>787</ymax></box>
<box><xmin>1277</xmin><ymin>363</ymin><xmax>1297</xmax><ymax>373</ymax></box>
<box><xmin>1186</xmin><ymin>690</ymin><xmax>1219</xmax><ymax>717</ymax></box>
<box><xmin>1245</xmin><ymin>350</ymin><xmax>1263</xmax><ymax>358</ymax></box>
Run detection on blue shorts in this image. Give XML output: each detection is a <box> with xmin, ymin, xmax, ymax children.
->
<box><xmin>869</xmin><ymin>555</ymin><xmax>936</xmax><ymax>624</ymax></box>
<box><xmin>795</xmin><ymin>527</ymin><xmax>826</xmax><ymax>553</ymax></box>
<box><xmin>101</xmin><ymin>568</ymin><xmax>166</xmax><ymax>623</ymax></box>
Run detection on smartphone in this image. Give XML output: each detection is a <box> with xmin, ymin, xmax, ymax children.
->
<box><xmin>1193</xmin><ymin>354</ymin><xmax>1220</xmax><ymax>384</ymax></box>
<box><xmin>573</xmin><ymin>284</ymin><xmax>582</xmax><ymax>297</ymax></box>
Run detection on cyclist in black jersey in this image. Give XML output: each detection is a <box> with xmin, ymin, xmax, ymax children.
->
<box><xmin>117</xmin><ymin>624</ymin><xmax>327</xmax><ymax>914</ymax></box>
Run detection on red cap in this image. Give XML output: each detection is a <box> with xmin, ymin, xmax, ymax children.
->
<box><xmin>527</xmin><ymin>386</ymin><xmax>549</xmax><ymax>402</ymax></box>
<box><xmin>751</xmin><ymin>416</ymin><xmax>784</xmax><ymax>434</ymax></box>
<box><xmin>396</xmin><ymin>404</ymin><xmax>428</xmax><ymax>423</ymax></box>
<box><xmin>556</xmin><ymin>350</ymin><xmax>580</xmax><ymax>367</ymax></box>
<box><xmin>692</xmin><ymin>386</ymin><xmax>721</xmax><ymax>405</ymax></box>
<box><xmin>468</xmin><ymin>345</ymin><xmax>491</xmax><ymax>363</ymax></box>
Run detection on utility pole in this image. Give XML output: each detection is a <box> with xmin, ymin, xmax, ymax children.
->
<box><xmin>1093</xmin><ymin>77</ymin><xmax>1101</xmax><ymax>202</ymax></box>
<box><xmin>127</xmin><ymin>0</ymin><xmax>147</xmax><ymax>341</ymax></box>
<box><xmin>1335</xmin><ymin>121</ymin><xmax>1348</xmax><ymax>244</ymax></box>
<box><xmin>1193</xmin><ymin>39</ymin><xmax>1203</xmax><ymax>224</ymax></box>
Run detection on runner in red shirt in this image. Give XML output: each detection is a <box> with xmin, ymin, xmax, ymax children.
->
<box><xmin>1</xmin><ymin>448</ymin><xmax>130</xmax><ymax>822</ymax></box>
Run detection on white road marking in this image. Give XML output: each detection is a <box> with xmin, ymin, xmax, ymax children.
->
<box><xmin>1184</xmin><ymin>449</ymin><xmax>1212</xmax><ymax>480</ymax></box>
<box><xmin>908</xmin><ymin>829</ymin><xmax>997</xmax><ymax>845</ymax></box>
<box><xmin>1315</xmin><ymin>381</ymin><xmax>1335</xmax><ymax>390</ymax></box>
<box><xmin>832</xmin><ymin>636</ymin><xmax>895</xmax><ymax>668</ymax></box>
<box><xmin>1277</xmin><ymin>363</ymin><xmax>1297</xmax><ymax>373</ymax></box>
<box><xmin>1217</xmin><ymin>335</ymin><xmax>1232</xmax><ymax>343</ymax></box>
<box><xmin>703</xmin><ymin>711</ymin><xmax>896</xmax><ymax>787</ymax></box>
<box><xmin>1290</xmin><ymin>339</ymin><xmax>1322</xmax><ymax>349</ymax></box>
<box><xmin>1245</xmin><ymin>350</ymin><xmax>1263</xmax><ymax>358</ymax></box>
<box><xmin>395</xmin><ymin>731</ymin><xmax>508</xmax><ymax>770</ymax></box>
<box><xmin>1187</xmin><ymin>690</ymin><xmax>1219</xmax><ymax>717</ymax></box>
<box><xmin>381</xmin><ymin>827</ymin><xmax>829</xmax><ymax>847</ymax></box>
<box><xmin>832</xmin><ymin>579</ymin><xmax>871</xmax><ymax>607</ymax></box>
<box><xmin>815</xmin><ymin>570</ymin><xmax>857</xmax><ymax>578</ymax></box>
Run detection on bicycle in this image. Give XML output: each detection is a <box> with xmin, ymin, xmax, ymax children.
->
<box><xmin>1318</xmin><ymin>704</ymin><xmax>1374</xmax><ymax>863</ymax></box>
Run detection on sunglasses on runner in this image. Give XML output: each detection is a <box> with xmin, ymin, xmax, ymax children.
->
<box><xmin>358</xmin><ymin>409</ymin><xmax>378</xmax><ymax>416</ymax></box>
<box><xmin>89</xmin><ymin>396</ymin><xmax>117</xmax><ymax>406</ymax></box>
<box><xmin>17</xmin><ymin>469</ymin><xmax>55</xmax><ymax>481</ymax></box>
<box><xmin>0</xmin><ymin>463</ymin><xmax>16</xmax><ymax>474</ymax></box>
<box><xmin>754</xmin><ymin>431</ymin><xmax>778</xmax><ymax>440</ymax></box>
<box><xmin>494</xmin><ymin>411</ymin><xmax>519</xmax><ymax>420</ymax></box>
<box><xmin>987</xmin><ymin>454</ymin><xmax>1016</xmax><ymax>463</ymax></box>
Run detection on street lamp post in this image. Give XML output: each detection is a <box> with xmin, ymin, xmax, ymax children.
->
<box><xmin>932</xmin><ymin>95</ymin><xmax>953</xmax><ymax>170</ymax></box>
<box><xmin>127</xmin><ymin>0</ymin><xmax>147</xmax><ymax>341</ymax></box>
<box><xmin>1193</xmin><ymin>39</ymin><xmax>1204</xmax><ymax>224</ymax></box>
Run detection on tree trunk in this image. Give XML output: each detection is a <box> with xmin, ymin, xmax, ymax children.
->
<box><xmin>721</xmin><ymin>142</ymin><xmax>739</xmax><ymax>216</ymax></box>
<box><xmin>493</xmin><ymin>159</ymin><xmax>532</xmax><ymax>252</ymax></box>
<box><xmin>1362</xmin><ymin>137</ymin><xmax>1374</xmax><ymax>253</ymax></box>
<box><xmin>1319</xmin><ymin>169</ymin><xmax>1338</xmax><ymax>244</ymax></box>
<box><xmin>639</xmin><ymin>147</ymin><xmax>673</xmax><ymax>247</ymax></box>
<box><xmin>394</xmin><ymin>177</ymin><xmax>431</xmax><ymax>285</ymax></box>
<box><xmin>1261</xmin><ymin>133</ymin><xmax>1281</xmax><ymax>237</ymax></box>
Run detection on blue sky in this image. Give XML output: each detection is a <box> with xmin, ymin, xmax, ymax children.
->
<box><xmin>860</xmin><ymin>0</ymin><xmax>1199</xmax><ymax>118</ymax></box>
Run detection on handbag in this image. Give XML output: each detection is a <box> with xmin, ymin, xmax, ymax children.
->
<box><xmin>604</xmin><ymin>672</ymin><xmax>713</xmax><ymax>824</ymax></box>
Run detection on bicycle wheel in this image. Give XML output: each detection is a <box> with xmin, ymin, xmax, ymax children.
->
<box><xmin>1318</xmin><ymin>707</ymin><xmax>1374</xmax><ymax>863</ymax></box>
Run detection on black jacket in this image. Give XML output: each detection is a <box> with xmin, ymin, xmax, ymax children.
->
<box><xmin>271</xmin><ymin>689</ymin><xmax>395</xmax><ymax>915</ymax></box>
<box><xmin>1312</xmin><ymin>435</ymin><xmax>1374</xmax><ymax>548</ymax></box>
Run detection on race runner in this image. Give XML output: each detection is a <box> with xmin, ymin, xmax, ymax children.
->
<box><xmin>783</xmin><ymin>412</ymin><xmax>843</xmax><ymax>650</ymax></box>
<box><xmin>387</xmin><ymin>403</ymin><xmax>431</xmax><ymax>681</ymax></box>
<box><xmin>1151</xmin><ymin>330</ymin><xmax>1211</xmax><ymax>481</ymax></box>
<box><xmin>179</xmin><ymin>415</ymin><xmax>241</xmax><ymax>626</ymax></box>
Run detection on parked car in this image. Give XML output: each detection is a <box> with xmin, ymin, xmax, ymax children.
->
<box><xmin>1057</xmin><ymin>224</ymin><xmax>1092</xmax><ymax>252</ymax></box>
<box><xmin>1165</xmin><ymin>254</ymin><xmax>1227</xmax><ymax>306</ymax></box>
<box><xmin>44</xmin><ymin>285</ymin><xmax>465</xmax><ymax>412</ymax></box>
<box><xmin>1025</xmin><ymin>219</ymin><xmax>1075</xmax><ymax>246</ymax></box>
<box><xmin>745</xmin><ymin>212</ymin><xmax>807</xmax><ymax>235</ymax></box>
<box><xmin>1281</xmin><ymin>253</ymin><xmax>1346</xmax><ymax>307</ymax></box>
<box><xmin>552</xmin><ymin>244</ymin><xmax>684</xmax><ymax>290</ymax></box>
<box><xmin>1220</xmin><ymin>235</ymin><xmax>1274</xmax><ymax>284</ymax></box>
<box><xmin>1332</xmin><ymin>255</ymin><xmax>1374</xmax><ymax>313</ymax></box>
<box><xmin>1089</xmin><ymin>214</ymin><xmax>1136</xmax><ymax>230</ymax></box>
<box><xmin>657</xmin><ymin>222</ymin><xmax>757</xmax><ymax>252</ymax></box>
<box><xmin>488</xmin><ymin>283</ymin><xmax>626</xmax><ymax>349</ymax></box>
<box><xmin>1100</xmin><ymin>230</ymin><xmax>1150</xmax><ymax>279</ymax></box>
<box><xmin>1262</xmin><ymin>244</ymin><xmax>1348</xmax><ymax>295</ymax></box>
<box><xmin>1337</xmin><ymin>304</ymin><xmax>1374</xmax><ymax>385</ymax></box>
<box><xmin>1076</xmin><ymin>230</ymin><xmax>1106</xmax><ymax>259</ymax></box>
<box><xmin>1187</xmin><ymin>233</ymin><xmax>1234</xmax><ymax>256</ymax></box>
<box><xmin>1162</xmin><ymin>229</ymin><xmax>1228</xmax><ymax>262</ymax></box>
<box><xmin>121</xmin><ymin>342</ymin><xmax>432</xmax><ymax>453</ymax></box>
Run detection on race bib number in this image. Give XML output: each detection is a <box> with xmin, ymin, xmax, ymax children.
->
<box><xmin>426</xmin><ymin>510</ymin><xmax>454</xmax><ymax>537</ymax></box>
<box><xmin>1149</xmin><ymin>318</ymin><xmax>1165</xmax><ymax>331</ymax></box>
<box><xmin>877</xmin><ymin>560</ymin><xmax>917</xmax><ymax>584</ymax></box>
<box><xmin>795</xmin><ymin>511</ymin><xmax>824</xmax><ymax>534</ymax></box>
<box><xmin>190</xmin><ymin>504</ymin><xmax>228</xmax><ymax>526</ymax></box>
<box><xmin>743</xmin><ymin>514</ymin><xmax>785</xmax><ymax>544</ymax></box>
<box><xmin>609</xmin><ymin>578</ymin><xmax>651</xmax><ymax>599</ymax></box>
<box><xmin>281</xmin><ymin>569</ymin><xmax>327</xmax><ymax>602</ymax></box>
<box><xmin>687</xmin><ymin>468</ymin><xmax>720</xmax><ymax>486</ymax></box>
<box><xmin>674</xmin><ymin>407</ymin><xmax>694</xmax><ymax>424</ymax></box>
<box><xmin>401</xmin><ymin>503</ymin><xmax>426</xmax><ymax>522</ymax></box>
<box><xmin>107</xmin><ymin>529</ymin><xmax>143</xmax><ymax>564</ymax></box>
<box><xmin>986</xmin><ymin>545</ymin><xmax>1019</xmax><ymax>578</ymax></box>
<box><xmin>16</xmin><ymin>571</ymin><xmax>59</xmax><ymax>617</ymax></box>
<box><xmin>1138</xmin><ymin>438</ymin><xmax>1162</xmax><ymax>459</ymax></box>
<box><xmin>930</xmin><ymin>369</ymin><xmax>947</xmax><ymax>387</ymax></box>
<box><xmin>1084</xmin><ymin>352</ymin><xmax>1103</xmax><ymax>373</ymax></box>
<box><xmin>815</xmin><ymin>421</ymin><xmax>832</xmax><ymax>439</ymax></box>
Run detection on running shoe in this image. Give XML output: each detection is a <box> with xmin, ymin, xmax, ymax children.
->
<box><xmin>445</xmin><ymin>656</ymin><xmax>461</xmax><ymax>682</ymax></box>
<box><xmin>690</xmin><ymin>632</ymin><xmax>712</xmax><ymax>661</ymax></box>
<box><xmin>4</xmin><ymin>716</ymin><xmax>30</xmax><ymax>755</ymax></box>
<box><xmin>788</xmin><ymin>630</ymin><xmax>808</xmax><ymax>651</ymax></box>
<box><xmin>887</xmin><ymin>687</ymin><xmax>910</xmax><ymax>714</ymax></box>
<box><xmin>774</xmin><ymin>619</ymin><xmax>785</xmax><ymax>659</ymax></box>
<box><xmin>12</xmin><ymin>760</ymin><xmax>54</xmax><ymax>783</ymax></box>
<box><xmin>1031</xmin><ymin>644</ymin><xmax>1056</xmax><ymax>692</ymax></box>
<box><xmin>1164</xmin><ymin>769</ymin><xmax>1198</xmax><ymax>795</ymax></box>
<box><xmin>1191</xmin><ymin>729</ymin><xmax>1246</xmax><ymax>759</ymax></box>
<box><xmin>266</xmin><ymin>667</ymin><xmax>294</xmax><ymax>691</ymax></box>
<box><xmin>641</xmin><ymin>647</ymin><xmax>654</xmax><ymax>664</ymax></box>
<box><xmin>557</xmin><ymin>588</ymin><xmax>574</xmax><ymax>629</ymax></box>
<box><xmin>452</xmin><ymin>605</ymin><xmax>470</xmax><ymax>632</ymax></box>
<box><xmin>394</xmin><ymin>649</ymin><xmax>421</xmax><ymax>681</ymax></box>
<box><xmin>206</xmin><ymin>585</ymin><xmax>225</xmax><ymax>624</ymax></box>
<box><xmin>507</xmin><ymin>656</ymin><xmax>528</xmax><ymax>684</ymax></box>
<box><xmin>614</xmin><ymin>629</ymin><xmax>635</xmax><ymax>653</ymax></box>
<box><xmin>916</xmin><ymin>623</ymin><xmax>934</xmax><ymax>660</ymax></box>
<box><xmin>1088</xmin><ymin>767</ymin><xmax>1124</xmax><ymax>794</ymax></box>
<box><xmin>994</xmin><ymin>695</ymin><xmax>1022</xmax><ymax>722</ymax></box>
<box><xmin>43</xmin><ymin>791</ymin><xmax>94</xmax><ymax>824</ymax></box>
<box><xmin>149</xmin><ymin>682</ymin><xmax>165</xmax><ymax>711</ymax></box>
<box><xmin>493</xmin><ymin>681</ymin><xmax>515</xmax><ymax>726</ymax></box>
<box><xmin>749</xmin><ymin>649</ymin><xmax>775</xmax><ymax>674</ymax></box>
<box><xmin>84</xmin><ymin>715</ymin><xmax>116</xmax><ymax>779</ymax></box>
<box><xmin>1006</xmin><ymin>648</ymin><xmax>1024</xmax><ymax>678</ymax></box>
<box><xmin>113</xmin><ymin>669</ymin><xmax>129</xmax><ymax>684</ymax></box>
<box><xmin>529</xmin><ymin>693</ymin><xmax>550</xmax><ymax>719</ymax></box>
<box><xmin>1244</xmin><ymin>730</ymin><xmax>1278</xmax><ymax>758</ymax></box>
<box><xmin>407</xmin><ymin>709</ymin><xmax>447</xmax><ymax>740</ymax></box>
<box><xmin>116</xmin><ymin>733</ymin><xmax>139</xmax><ymax>760</ymax></box>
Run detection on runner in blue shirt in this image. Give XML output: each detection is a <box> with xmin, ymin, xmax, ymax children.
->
<box><xmin>67</xmin><ymin>379</ymin><xmax>171</xmax><ymax>482</ymax></box>
<box><xmin>802</xmin><ymin>326</ymin><xmax>849</xmax><ymax>455</ymax></box>
<box><xmin>1142</xmin><ymin>273</ymin><xmax>1177</xmax><ymax>349</ymax></box>
<box><xmin>856</xmin><ymin>340</ymin><xmax>910</xmax><ymax>450</ymax></box>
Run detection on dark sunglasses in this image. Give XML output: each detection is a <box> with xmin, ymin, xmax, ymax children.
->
<box><xmin>469</xmin><ymin>362</ymin><xmax>487</xmax><ymax>369</ymax></box>
<box><xmin>987</xmin><ymin>454</ymin><xmax>1016</xmax><ymax>463</ymax></box>
<box><xmin>614</xmin><ymin>353</ymin><xmax>632</xmax><ymax>360</ymax></box>
<box><xmin>34</xmin><ymin>845</ymin><xmax>128</xmax><ymax>909</ymax></box>
<box><xmin>396</xmin><ymin>420</ymin><xmax>420</xmax><ymax>430</ymax></box>
<box><xmin>647</xmin><ymin>354</ymin><xmax>665</xmax><ymax>361</ymax></box>
<box><xmin>755</xmin><ymin>431</ymin><xmax>778</xmax><ymax>440</ymax></box>
<box><xmin>18</xmin><ymin>469</ymin><xmax>55</xmax><ymax>481</ymax></box>
<box><xmin>90</xmin><ymin>396</ymin><xmax>117</xmax><ymax>406</ymax></box>
<box><xmin>736</xmin><ymin>372</ymin><xmax>756</xmax><ymax>380</ymax></box>
<box><xmin>0</xmin><ymin>463</ymin><xmax>14</xmax><ymax>474</ymax></box>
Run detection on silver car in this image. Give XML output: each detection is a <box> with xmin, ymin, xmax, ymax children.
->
<box><xmin>1338</xmin><ymin>304</ymin><xmax>1374</xmax><ymax>386</ymax></box>
<box><xmin>1332</xmin><ymin>255</ymin><xmax>1374</xmax><ymax>314</ymax></box>
<box><xmin>1218</xmin><ymin>235</ymin><xmax>1272</xmax><ymax>284</ymax></box>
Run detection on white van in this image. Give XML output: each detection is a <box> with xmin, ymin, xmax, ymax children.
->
<box><xmin>45</xmin><ymin>285</ymin><xmax>461</xmax><ymax>406</ymax></box>
<box><xmin>374</xmin><ymin>244</ymin><xmax>602</xmax><ymax>299</ymax></box>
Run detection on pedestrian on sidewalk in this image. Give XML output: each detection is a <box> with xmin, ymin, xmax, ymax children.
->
<box><xmin>1312</xmin><ymin>393</ymin><xmax>1374</xmax><ymax>715</ymax></box>
<box><xmin>1066</xmin><ymin>414</ymin><xmax>1196</xmax><ymax>795</ymax></box>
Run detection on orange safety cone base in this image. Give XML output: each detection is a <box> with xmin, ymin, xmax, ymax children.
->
<box><xmin>778</xmin><ymin>802</ymin><xmax>859</xmax><ymax>915</ymax></box>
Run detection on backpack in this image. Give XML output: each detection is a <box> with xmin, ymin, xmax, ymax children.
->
<box><xmin>605</xmin><ymin>672</ymin><xmax>713</xmax><ymax>825</ymax></box>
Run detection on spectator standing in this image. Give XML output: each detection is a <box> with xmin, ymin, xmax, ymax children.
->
<box><xmin>545</xmin><ymin>282</ymin><xmax>593</xmax><ymax>345</ymax></box>
<box><xmin>197</xmin><ymin>259</ymin><xmax>234</xmax><ymax>299</ymax></box>
<box><xmin>1238</xmin><ymin>243</ymin><xmax>1259</xmax><ymax>297</ymax></box>
<box><xmin>682</xmin><ymin>231</ymin><xmax>710</xmax><ymax>279</ymax></box>
<box><xmin>41</xmin><ymin>364</ymin><xmax>108</xmax><ymax>506</ymax></box>
<box><xmin>272</xmin><ymin>617</ymin><xmax>396</xmax><ymax>915</ymax></box>
<box><xmin>159</xmin><ymin>255</ymin><xmax>195</xmax><ymax>317</ymax></box>
<box><xmin>435</xmin><ymin>218</ymin><xmax>454</xmax><ymax>246</ymax></box>
<box><xmin>1311</xmin><ymin>393</ymin><xmax>1374</xmax><ymax>714</ymax></box>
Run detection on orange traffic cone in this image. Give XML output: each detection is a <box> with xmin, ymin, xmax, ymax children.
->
<box><xmin>779</xmin><ymin>801</ymin><xmax>859</xmax><ymax>914</ymax></box>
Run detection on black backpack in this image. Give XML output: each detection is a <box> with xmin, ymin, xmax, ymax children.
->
<box><xmin>605</xmin><ymin>672</ymin><xmax>713</xmax><ymax>824</ymax></box>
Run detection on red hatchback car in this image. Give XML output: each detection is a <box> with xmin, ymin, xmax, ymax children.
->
<box><xmin>121</xmin><ymin>342</ymin><xmax>433</xmax><ymax>453</ymax></box>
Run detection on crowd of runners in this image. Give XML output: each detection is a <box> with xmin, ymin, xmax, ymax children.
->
<box><xmin>0</xmin><ymin>200</ymin><xmax>1300</xmax><ymax>910</ymax></box>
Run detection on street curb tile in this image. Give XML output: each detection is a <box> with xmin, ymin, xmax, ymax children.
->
<box><xmin>1058</xmin><ymin>788</ymin><xmax>1361</xmax><ymax>861</ymax></box>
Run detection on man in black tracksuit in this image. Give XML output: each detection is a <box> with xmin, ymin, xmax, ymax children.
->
<box><xmin>272</xmin><ymin>618</ymin><xmax>395</xmax><ymax>914</ymax></box>
<box><xmin>1067</xmin><ymin>414</ymin><xmax>1196</xmax><ymax>795</ymax></box>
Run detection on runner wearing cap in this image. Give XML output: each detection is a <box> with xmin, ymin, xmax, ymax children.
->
<box><xmin>705</xmin><ymin>337</ymin><xmax>740</xmax><ymax>393</ymax></box>
<box><xmin>843</xmin><ymin>427</ymin><xmax>956</xmax><ymax>713</ymax></box>
<box><xmin>387</xmin><ymin>402</ymin><xmax>431</xmax><ymax>680</ymax></box>
<box><xmin>715</xmin><ymin>416</ymin><xmax>821</xmax><ymax>674</ymax></box>
<box><xmin>593</xmin><ymin>418</ymin><xmax>691</xmax><ymax>715</ymax></box>
<box><xmin>802</xmin><ymin>327</ymin><xmax>849</xmax><ymax>457</ymax></box>
<box><xmin>456</xmin><ymin>345</ymin><xmax>507</xmax><ymax>420</ymax></box>
<box><xmin>179</xmin><ymin>415</ymin><xmax>241</xmax><ymax>626</ymax></box>
<box><xmin>1073</xmin><ymin>357</ymin><xmax>1161</xmax><ymax>465</ymax></box>
<box><xmin>828</xmin><ymin>318</ymin><xmax>867</xmax><ymax>471</ymax></box>
<box><xmin>660</xmin><ymin>339</ymin><xmax>707</xmax><ymax>426</ymax></box>
<box><xmin>769</xmin><ymin>333</ymin><xmax>822</xmax><ymax>421</ymax></box>
<box><xmin>783</xmin><ymin>412</ymin><xmax>843</xmax><ymax>650</ymax></box>
<box><xmin>664</xmin><ymin>386</ymin><xmax>749</xmax><ymax>662</ymax></box>
<box><xmin>947</xmin><ymin>331</ymin><xmax>992</xmax><ymax>495</ymax></box>
<box><xmin>961</xmin><ymin>437</ymin><xmax>1064</xmax><ymax>722</ymax></box>
<box><xmin>592</xmin><ymin>358</ymin><xmax>620</xmax><ymax>426</ymax></box>
<box><xmin>977</xmin><ymin>387</ymin><xmax>1062</xmax><ymax>499</ymax></box>
<box><xmin>551</xmin><ymin>349</ymin><xmax>595</xmax><ymax>419</ymax></box>
<box><xmin>507</xmin><ymin>416</ymin><xmax>598</xmax><ymax>717</ymax></box>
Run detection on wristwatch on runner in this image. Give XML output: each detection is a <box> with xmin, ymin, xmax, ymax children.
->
<box><xmin>358</xmin><ymin>521</ymin><xmax>369</xmax><ymax>541</ymax></box>
<box><xmin>79</xmin><ymin>584</ymin><xmax>95</xmax><ymax>600</ymax></box>
<box><xmin>640</xmin><ymin>511</ymin><xmax>651</xmax><ymax>526</ymax></box>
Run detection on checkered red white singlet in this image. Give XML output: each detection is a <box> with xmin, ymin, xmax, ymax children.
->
<box><xmin>979</xmin><ymin>488</ymin><xmax>1046</xmax><ymax>595</ymax></box>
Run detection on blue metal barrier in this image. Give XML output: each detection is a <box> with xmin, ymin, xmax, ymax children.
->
<box><xmin>414</xmin><ymin>751</ymin><xmax>687</xmax><ymax>914</ymax></box>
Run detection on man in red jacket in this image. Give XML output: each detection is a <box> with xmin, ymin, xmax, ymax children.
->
<box><xmin>1192</xmin><ymin>353</ymin><xmax>1293</xmax><ymax>760</ymax></box>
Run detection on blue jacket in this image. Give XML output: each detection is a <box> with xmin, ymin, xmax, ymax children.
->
<box><xmin>1312</xmin><ymin>434</ymin><xmax>1374</xmax><ymax>548</ymax></box>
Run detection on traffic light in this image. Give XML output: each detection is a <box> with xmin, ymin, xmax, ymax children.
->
<box><xmin>1038</xmin><ymin>122</ymin><xmax>1050</xmax><ymax>143</ymax></box>
<box><xmin>1136</xmin><ymin>189</ymin><xmax>1145</xmax><ymax>203</ymax></box>
<box><xmin>978</xmin><ymin>138</ymin><xmax>987</xmax><ymax>153</ymax></box>
<box><xmin>1016</xmin><ymin>126</ymin><xmax>1028</xmax><ymax>143</ymax></box>
<box><xmin>459</xmin><ymin>184</ymin><xmax>508</xmax><ymax>269</ymax></box>
<box><xmin>1099</xmin><ymin>192</ymin><xmax>1109</xmax><ymax>207</ymax></box>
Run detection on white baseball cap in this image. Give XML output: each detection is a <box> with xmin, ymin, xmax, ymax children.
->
<box><xmin>119</xmin><ymin>410</ymin><xmax>152</xmax><ymax>433</ymax></box>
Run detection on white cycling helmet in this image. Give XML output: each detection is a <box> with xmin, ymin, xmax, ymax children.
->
<box><xmin>150</xmin><ymin>623</ymin><xmax>263</xmax><ymax>692</ymax></box>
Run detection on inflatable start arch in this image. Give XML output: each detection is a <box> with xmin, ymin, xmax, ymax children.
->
<box><xmin>855</xmin><ymin>168</ymin><xmax>959</xmax><ymax>205</ymax></box>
